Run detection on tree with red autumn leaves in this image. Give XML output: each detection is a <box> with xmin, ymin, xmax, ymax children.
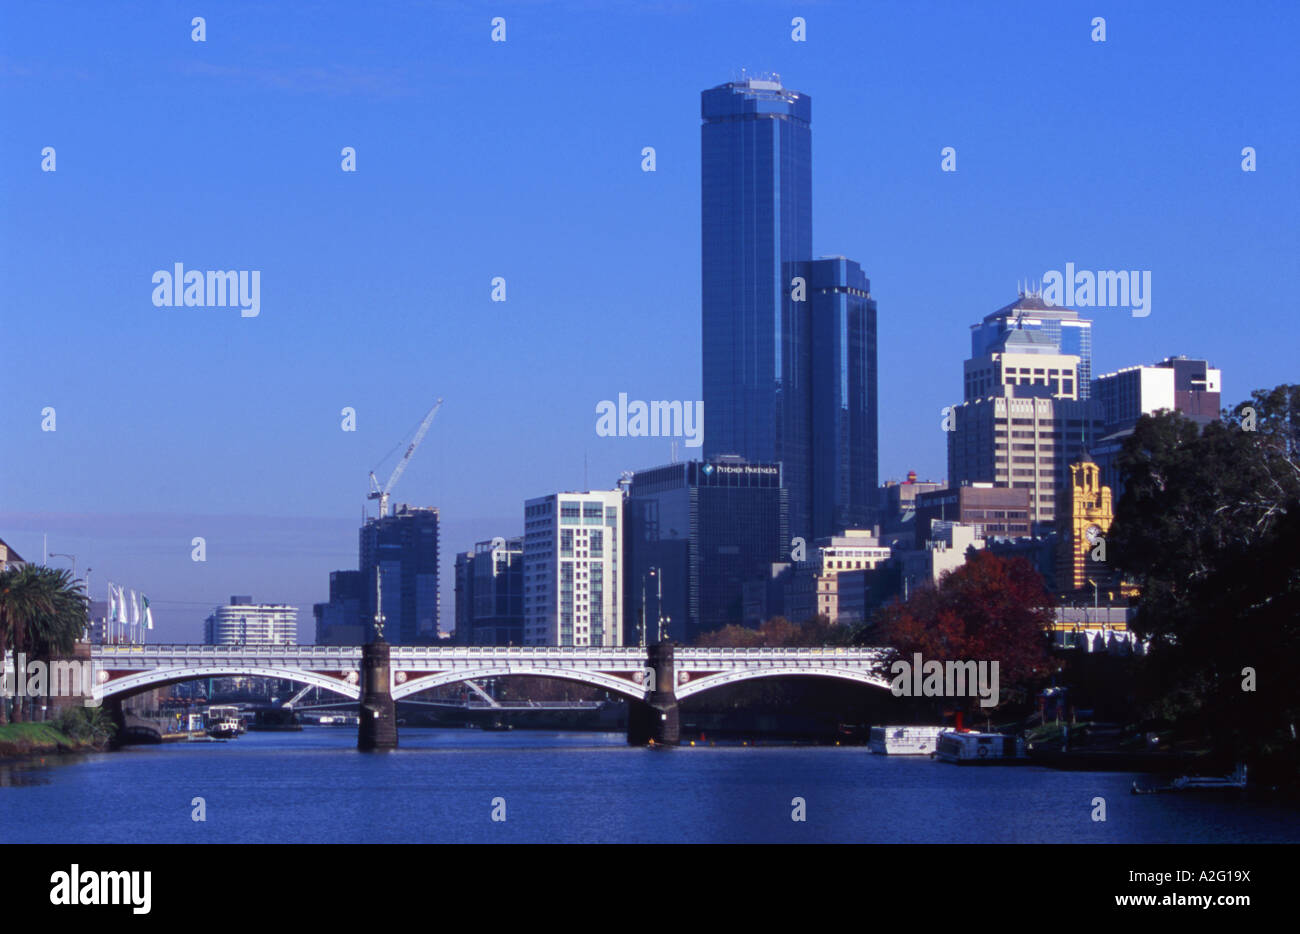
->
<box><xmin>869</xmin><ymin>550</ymin><xmax>1056</xmax><ymax>713</ymax></box>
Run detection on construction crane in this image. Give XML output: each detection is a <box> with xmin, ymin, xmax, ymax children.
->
<box><xmin>368</xmin><ymin>398</ymin><xmax>443</xmax><ymax>518</ymax></box>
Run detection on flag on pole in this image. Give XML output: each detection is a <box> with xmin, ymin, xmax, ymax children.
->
<box><xmin>129</xmin><ymin>589</ymin><xmax>140</xmax><ymax>627</ymax></box>
<box><xmin>141</xmin><ymin>594</ymin><xmax>154</xmax><ymax>630</ymax></box>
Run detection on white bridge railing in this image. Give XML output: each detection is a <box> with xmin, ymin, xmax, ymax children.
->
<box><xmin>89</xmin><ymin>644</ymin><xmax>893</xmax><ymax>699</ymax></box>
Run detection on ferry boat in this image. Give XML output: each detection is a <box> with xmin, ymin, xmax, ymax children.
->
<box><xmin>204</xmin><ymin>705</ymin><xmax>242</xmax><ymax>739</ymax></box>
<box><xmin>868</xmin><ymin>726</ymin><xmax>947</xmax><ymax>756</ymax></box>
<box><xmin>206</xmin><ymin>716</ymin><xmax>241</xmax><ymax>739</ymax></box>
<box><xmin>935</xmin><ymin>730</ymin><xmax>1027</xmax><ymax>764</ymax></box>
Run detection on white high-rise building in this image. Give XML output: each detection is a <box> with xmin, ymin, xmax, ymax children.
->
<box><xmin>205</xmin><ymin>596</ymin><xmax>297</xmax><ymax>645</ymax></box>
<box><xmin>523</xmin><ymin>491</ymin><xmax>624</xmax><ymax>646</ymax></box>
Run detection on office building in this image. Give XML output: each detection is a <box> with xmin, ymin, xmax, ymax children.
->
<box><xmin>805</xmin><ymin>257</ymin><xmax>879</xmax><ymax>541</ymax></box>
<box><xmin>970</xmin><ymin>293</ymin><xmax>1094</xmax><ymax>397</ymax></box>
<box><xmin>700</xmin><ymin>75</ymin><xmax>881</xmax><ymax>544</ymax></box>
<box><xmin>624</xmin><ymin>458</ymin><xmax>789</xmax><ymax>643</ymax></box>
<box><xmin>455</xmin><ymin>537</ymin><xmax>524</xmax><ymax>645</ymax></box>
<box><xmin>898</xmin><ymin>523</ymin><xmax>987</xmax><ymax>597</ymax></box>
<box><xmin>949</xmin><ymin>295</ymin><xmax>1102</xmax><ymax>529</ymax></box>
<box><xmin>313</xmin><ymin>570</ymin><xmax>363</xmax><ymax>645</ymax></box>
<box><xmin>914</xmin><ymin>483</ymin><xmax>1032</xmax><ymax>548</ymax></box>
<box><xmin>358</xmin><ymin>504</ymin><xmax>440</xmax><ymax>644</ymax></box>
<box><xmin>1091</xmin><ymin>356</ymin><xmax>1222</xmax><ymax>497</ymax></box>
<box><xmin>701</xmin><ymin>75</ymin><xmax>813</xmax><ymax>540</ymax></box>
<box><xmin>947</xmin><ymin>390</ymin><xmax>1101</xmax><ymax>529</ymax></box>
<box><xmin>877</xmin><ymin>472</ymin><xmax>946</xmax><ymax>542</ymax></box>
<box><xmin>205</xmin><ymin>596</ymin><xmax>297</xmax><ymax>645</ymax></box>
<box><xmin>523</xmin><ymin>491</ymin><xmax>624</xmax><ymax>646</ymax></box>
<box><xmin>813</xmin><ymin>529</ymin><xmax>892</xmax><ymax>622</ymax></box>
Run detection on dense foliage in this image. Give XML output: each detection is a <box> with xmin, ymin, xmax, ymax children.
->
<box><xmin>1109</xmin><ymin>386</ymin><xmax>1300</xmax><ymax>758</ymax></box>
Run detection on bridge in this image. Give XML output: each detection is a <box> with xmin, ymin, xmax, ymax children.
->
<box><xmin>89</xmin><ymin>642</ymin><xmax>891</xmax><ymax>747</ymax></box>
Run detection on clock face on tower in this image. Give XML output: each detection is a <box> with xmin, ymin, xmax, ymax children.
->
<box><xmin>1085</xmin><ymin>524</ymin><xmax>1102</xmax><ymax>544</ymax></box>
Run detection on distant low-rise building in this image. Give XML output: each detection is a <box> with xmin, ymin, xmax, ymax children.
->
<box><xmin>877</xmin><ymin>472</ymin><xmax>944</xmax><ymax>541</ymax></box>
<box><xmin>206</xmin><ymin>596</ymin><xmax>297</xmax><ymax>645</ymax></box>
<box><xmin>814</xmin><ymin>530</ymin><xmax>892</xmax><ymax>622</ymax></box>
<box><xmin>898</xmin><ymin>522</ymin><xmax>986</xmax><ymax>596</ymax></box>
<box><xmin>914</xmin><ymin>483</ymin><xmax>1032</xmax><ymax>548</ymax></box>
<box><xmin>1049</xmin><ymin>606</ymin><xmax>1141</xmax><ymax>654</ymax></box>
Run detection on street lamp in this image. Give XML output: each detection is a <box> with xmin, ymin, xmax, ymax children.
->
<box><xmin>49</xmin><ymin>552</ymin><xmax>76</xmax><ymax>579</ymax></box>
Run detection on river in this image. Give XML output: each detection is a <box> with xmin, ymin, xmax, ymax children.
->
<box><xmin>2</xmin><ymin>728</ymin><xmax>1297</xmax><ymax>844</ymax></box>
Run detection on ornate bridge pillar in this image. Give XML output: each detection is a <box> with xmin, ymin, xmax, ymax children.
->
<box><xmin>357</xmin><ymin>640</ymin><xmax>398</xmax><ymax>751</ymax></box>
<box><xmin>627</xmin><ymin>640</ymin><xmax>680</xmax><ymax>746</ymax></box>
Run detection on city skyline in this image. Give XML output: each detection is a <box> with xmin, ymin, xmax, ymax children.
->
<box><xmin>3</xmin><ymin>2</ymin><xmax>1296</xmax><ymax>640</ymax></box>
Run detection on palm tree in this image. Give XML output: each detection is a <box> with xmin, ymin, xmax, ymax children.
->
<box><xmin>1</xmin><ymin>566</ymin><xmax>53</xmax><ymax>723</ymax></box>
<box><xmin>27</xmin><ymin>567</ymin><xmax>87</xmax><ymax>659</ymax></box>
<box><xmin>0</xmin><ymin>566</ymin><xmax>87</xmax><ymax>722</ymax></box>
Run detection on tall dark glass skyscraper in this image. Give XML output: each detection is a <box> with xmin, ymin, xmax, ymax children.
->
<box><xmin>358</xmin><ymin>504</ymin><xmax>440</xmax><ymax>644</ymax></box>
<box><xmin>805</xmin><ymin>257</ymin><xmax>878</xmax><ymax>541</ymax></box>
<box><xmin>701</xmin><ymin>76</ymin><xmax>813</xmax><ymax>542</ymax></box>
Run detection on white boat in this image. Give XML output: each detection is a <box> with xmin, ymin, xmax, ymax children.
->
<box><xmin>204</xmin><ymin>705</ymin><xmax>242</xmax><ymax>739</ymax></box>
<box><xmin>869</xmin><ymin>726</ymin><xmax>948</xmax><ymax>756</ymax></box>
<box><xmin>206</xmin><ymin>717</ymin><xmax>240</xmax><ymax>739</ymax></box>
<box><xmin>935</xmin><ymin>730</ymin><xmax>1027</xmax><ymax>764</ymax></box>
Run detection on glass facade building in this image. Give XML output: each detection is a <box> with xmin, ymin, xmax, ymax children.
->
<box><xmin>805</xmin><ymin>257</ymin><xmax>878</xmax><ymax>541</ymax></box>
<box><xmin>701</xmin><ymin>77</ymin><xmax>813</xmax><ymax>541</ymax></box>
<box><xmin>454</xmin><ymin>537</ymin><xmax>524</xmax><ymax>645</ymax></box>
<box><xmin>358</xmin><ymin>504</ymin><xmax>440</xmax><ymax>644</ymax></box>
<box><xmin>971</xmin><ymin>295</ymin><xmax>1094</xmax><ymax>398</ymax></box>
<box><xmin>624</xmin><ymin>458</ymin><xmax>789</xmax><ymax>643</ymax></box>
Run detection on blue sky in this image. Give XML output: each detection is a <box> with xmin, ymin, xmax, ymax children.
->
<box><xmin>2</xmin><ymin>0</ymin><xmax>1297</xmax><ymax>640</ymax></box>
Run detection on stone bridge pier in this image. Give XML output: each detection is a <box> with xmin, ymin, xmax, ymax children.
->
<box><xmin>357</xmin><ymin>640</ymin><xmax>398</xmax><ymax>751</ymax></box>
<box><xmin>627</xmin><ymin>641</ymin><xmax>680</xmax><ymax>746</ymax></box>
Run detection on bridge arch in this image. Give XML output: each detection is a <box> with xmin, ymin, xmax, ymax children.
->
<box><xmin>99</xmin><ymin>667</ymin><xmax>361</xmax><ymax>702</ymax></box>
<box><xmin>391</xmin><ymin>667</ymin><xmax>645</xmax><ymax>702</ymax></box>
<box><xmin>676</xmin><ymin>666</ymin><xmax>893</xmax><ymax>700</ymax></box>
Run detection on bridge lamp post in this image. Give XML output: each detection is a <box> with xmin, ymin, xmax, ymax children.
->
<box><xmin>49</xmin><ymin>552</ymin><xmax>76</xmax><ymax>579</ymax></box>
<box><xmin>640</xmin><ymin>567</ymin><xmax>663</xmax><ymax>648</ymax></box>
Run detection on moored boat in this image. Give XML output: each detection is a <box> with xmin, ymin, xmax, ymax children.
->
<box><xmin>206</xmin><ymin>717</ymin><xmax>240</xmax><ymax>739</ymax></box>
<box><xmin>869</xmin><ymin>725</ymin><xmax>947</xmax><ymax>756</ymax></box>
<box><xmin>935</xmin><ymin>730</ymin><xmax>1027</xmax><ymax>764</ymax></box>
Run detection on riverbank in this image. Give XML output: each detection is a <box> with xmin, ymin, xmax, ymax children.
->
<box><xmin>0</xmin><ymin>722</ymin><xmax>104</xmax><ymax>760</ymax></box>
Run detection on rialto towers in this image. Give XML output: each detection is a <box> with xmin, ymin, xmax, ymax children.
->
<box><xmin>700</xmin><ymin>75</ymin><xmax>878</xmax><ymax>545</ymax></box>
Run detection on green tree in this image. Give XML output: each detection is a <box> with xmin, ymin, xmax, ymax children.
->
<box><xmin>1109</xmin><ymin>387</ymin><xmax>1300</xmax><ymax>758</ymax></box>
<box><xmin>0</xmin><ymin>565</ymin><xmax>88</xmax><ymax>722</ymax></box>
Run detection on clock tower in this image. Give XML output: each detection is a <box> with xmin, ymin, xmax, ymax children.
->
<box><xmin>1057</xmin><ymin>454</ymin><xmax>1117</xmax><ymax>595</ymax></box>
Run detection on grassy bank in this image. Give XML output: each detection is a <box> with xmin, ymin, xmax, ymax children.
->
<box><xmin>0</xmin><ymin>722</ymin><xmax>91</xmax><ymax>758</ymax></box>
<box><xmin>0</xmin><ymin>708</ymin><xmax>115</xmax><ymax>758</ymax></box>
